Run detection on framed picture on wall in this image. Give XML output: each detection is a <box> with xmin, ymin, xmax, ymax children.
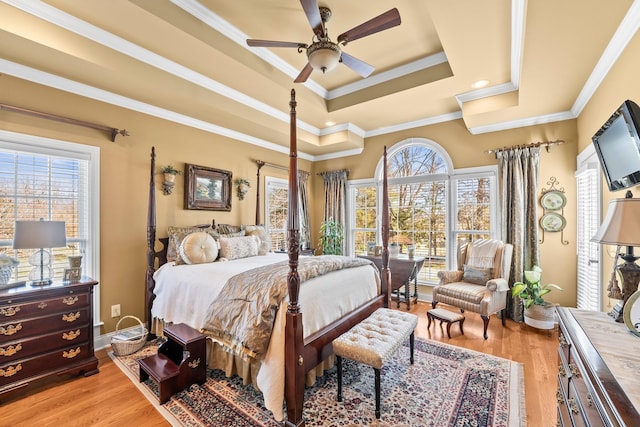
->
<box><xmin>185</xmin><ymin>164</ymin><xmax>232</xmax><ymax>211</ymax></box>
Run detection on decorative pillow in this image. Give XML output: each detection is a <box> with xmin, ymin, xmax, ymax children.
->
<box><xmin>219</xmin><ymin>235</ymin><xmax>259</xmax><ymax>260</ymax></box>
<box><xmin>462</xmin><ymin>264</ymin><xmax>493</xmax><ymax>285</ymax></box>
<box><xmin>244</xmin><ymin>225</ymin><xmax>271</xmax><ymax>255</ymax></box>
<box><xmin>216</xmin><ymin>224</ymin><xmax>244</xmax><ymax>235</ymax></box>
<box><xmin>178</xmin><ymin>232</ymin><xmax>218</xmax><ymax>265</ymax></box>
<box><xmin>219</xmin><ymin>230</ymin><xmax>245</xmax><ymax>238</ymax></box>
<box><xmin>167</xmin><ymin>225</ymin><xmax>211</xmax><ymax>263</ymax></box>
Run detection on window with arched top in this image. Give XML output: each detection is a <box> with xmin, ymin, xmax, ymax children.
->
<box><xmin>348</xmin><ymin>138</ymin><xmax>498</xmax><ymax>288</ymax></box>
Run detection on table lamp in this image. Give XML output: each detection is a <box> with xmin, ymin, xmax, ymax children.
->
<box><xmin>13</xmin><ymin>219</ymin><xmax>67</xmax><ymax>286</ymax></box>
<box><xmin>591</xmin><ymin>192</ymin><xmax>640</xmax><ymax>322</ymax></box>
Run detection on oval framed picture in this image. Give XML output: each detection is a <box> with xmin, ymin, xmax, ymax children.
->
<box><xmin>540</xmin><ymin>190</ymin><xmax>567</xmax><ymax>210</ymax></box>
<box><xmin>623</xmin><ymin>289</ymin><xmax>640</xmax><ymax>337</ymax></box>
<box><xmin>540</xmin><ymin>212</ymin><xmax>566</xmax><ymax>232</ymax></box>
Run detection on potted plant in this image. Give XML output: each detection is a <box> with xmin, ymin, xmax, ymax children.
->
<box><xmin>319</xmin><ymin>218</ymin><xmax>344</xmax><ymax>255</ymax></box>
<box><xmin>512</xmin><ymin>265</ymin><xmax>563</xmax><ymax>330</ymax></box>
<box><xmin>160</xmin><ymin>165</ymin><xmax>182</xmax><ymax>182</ymax></box>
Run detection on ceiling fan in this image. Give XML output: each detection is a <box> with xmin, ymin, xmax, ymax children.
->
<box><xmin>246</xmin><ymin>0</ymin><xmax>401</xmax><ymax>83</ymax></box>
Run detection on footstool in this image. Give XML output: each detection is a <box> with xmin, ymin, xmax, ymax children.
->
<box><xmin>427</xmin><ymin>308</ymin><xmax>465</xmax><ymax>338</ymax></box>
<box><xmin>333</xmin><ymin>307</ymin><xmax>418</xmax><ymax>419</ymax></box>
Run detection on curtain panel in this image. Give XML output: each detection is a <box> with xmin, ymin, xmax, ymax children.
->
<box><xmin>298</xmin><ymin>171</ymin><xmax>311</xmax><ymax>250</ymax></box>
<box><xmin>497</xmin><ymin>147</ymin><xmax>541</xmax><ymax>321</ymax></box>
<box><xmin>320</xmin><ymin>169</ymin><xmax>348</xmax><ymax>253</ymax></box>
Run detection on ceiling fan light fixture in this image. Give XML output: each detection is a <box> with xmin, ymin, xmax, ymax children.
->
<box><xmin>307</xmin><ymin>41</ymin><xmax>341</xmax><ymax>74</ymax></box>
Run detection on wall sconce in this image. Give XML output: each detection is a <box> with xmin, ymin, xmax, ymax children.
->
<box><xmin>160</xmin><ymin>165</ymin><xmax>182</xmax><ymax>195</ymax></box>
<box><xmin>234</xmin><ymin>178</ymin><xmax>250</xmax><ymax>200</ymax></box>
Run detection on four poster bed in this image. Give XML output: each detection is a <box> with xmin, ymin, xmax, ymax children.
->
<box><xmin>144</xmin><ymin>90</ymin><xmax>392</xmax><ymax>426</ymax></box>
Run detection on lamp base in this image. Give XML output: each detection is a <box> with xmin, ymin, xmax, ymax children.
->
<box><xmin>29</xmin><ymin>279</ymin><xmax>52</xmax><ymax>287</ymax></box>
<box><xmin>609</xmin><ymin>301</ymin><xmax>624</xmax><ymax>322</ymax></box>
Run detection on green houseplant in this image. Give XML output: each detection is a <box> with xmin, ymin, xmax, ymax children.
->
<box><xmin>512</xmin><ymin>265</ymin><xmax>562</xmax><ymax>329</ymax></box>
<box><xmin>160</xmin><ymin>165</ymin><xmax>182</xmax><ymax>176</ymax></box>
<box><xmin>319</xmin><ymin>218</ymin><xmax>344</xmax><ymax>255</ymax></box>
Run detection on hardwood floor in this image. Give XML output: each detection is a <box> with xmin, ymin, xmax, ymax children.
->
<box><xmin>1</xmin><ymin>301</ymin><xmax>557</xmax><ymax>426</ymax></box>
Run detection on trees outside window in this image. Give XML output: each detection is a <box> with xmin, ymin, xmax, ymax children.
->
<box><xmin>348</xmin><ymin>139</ymin><xmax>497</xmax><ymax>285</ymax></box>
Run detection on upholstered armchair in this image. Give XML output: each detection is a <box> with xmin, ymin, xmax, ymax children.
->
<box><xmin>432</xmin><ymin>239</ymin><xmax>513</xmax><ymax>339</ymax></box>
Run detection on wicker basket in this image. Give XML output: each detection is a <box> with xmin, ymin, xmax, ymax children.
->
<box><xmin>111</xmin><ymin>315</ymin><xmax>148</xmax><ymax>356</ymax></box>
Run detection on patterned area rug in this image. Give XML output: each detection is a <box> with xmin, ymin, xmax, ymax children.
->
<box><xmin>110</xmin><ymin>338</ymin><xmax>525</xmax><ymax>426</ymax></box>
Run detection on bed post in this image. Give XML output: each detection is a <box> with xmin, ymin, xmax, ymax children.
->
<box><xmin>284</xmin><ymin>89</ymin><xmax>305</xmax><ymax>427</ymax></box>
<box><xmin>145</xmin><ymin>146</ymin><xmax>157</xmax><ymax>337</ymax></box>
<box><xmin>381</xmin><ymin>146</ymin><xmax>390</xmax><ymax>307</ymax></box>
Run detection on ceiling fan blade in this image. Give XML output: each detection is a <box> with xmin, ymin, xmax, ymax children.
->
<box><xmin>337</xmin><ymin>8</ymin><xmax>401</xmax><ymax>45</ymax></box>
<box><xmin>340</xmin><ymin>52</ymin><xmax>374</xmax><ymax>78</ymax></box>
<box><xmin>294</xmin><ymin>63</ymin><xmax>314</xmax><ymax>83</ymax></box>
<box><xmin>247</xmin><ymin>39</ymin><xmax>307</xmax><ymax>49</ymax></box>
<box><xmin>299</xmin><ymin>0</ymin><xmax>325</xmax><ymax>38</ymax></box>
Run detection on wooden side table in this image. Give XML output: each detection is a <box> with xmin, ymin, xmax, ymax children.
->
<box><xmin>358</xmin><ymin>255</ymin><xmax>424</xmax><ymax>310</ymax></box>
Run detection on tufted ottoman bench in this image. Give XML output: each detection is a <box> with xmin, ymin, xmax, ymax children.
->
<box><xmin>333</xmin><ymin>307</ymin><xmax>418</xmax><ymax>419</ymax></box>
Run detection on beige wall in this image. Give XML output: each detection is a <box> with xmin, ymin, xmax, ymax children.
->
<box><xmin>6</xmin><ymin>28</ymin><xmax>640</xmax><ymax>333</ymax></box>
<box><xmin>577</xmin><ymin>30</ymin><xmax>640</xmax><ymax>309</ymax></box>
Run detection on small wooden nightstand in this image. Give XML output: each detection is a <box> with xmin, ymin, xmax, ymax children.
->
<box><xmin>0</xmin><ymin>278</ymin><xmax>99</xmax><ymax>396</ymax></box>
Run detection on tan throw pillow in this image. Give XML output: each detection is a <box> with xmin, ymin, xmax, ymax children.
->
<box><xmin>244</xmin><ymin>225</ymin><xmax>271</xmax><ymax>255</ymax></box>
<box><xmin>219</xmin><ymin>235</ymin><xmax>259</xmax><ymax>260</ymax></box>
<box><xmin>178</xmin><ymin>232</ymin><xmax>219</xmax><ymax>265</ymax></box>
<box><xmin>167</xmin><ymin>225</ymin><xmax>210</xmax><ymax>263</ymax></box>
<box><xmin>462</xmin><ymin>264</ymin><xmax>493</xmax><ymax>285</ymax></box>
<box><xmin>216</xmin><ymin>224</ymin><xmax>244</xmax><ymax>235</ymax></box>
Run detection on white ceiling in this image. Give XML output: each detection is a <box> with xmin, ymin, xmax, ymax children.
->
<box><xmin>0</xmin><ymin>0</ymin><xmax>638</xmax><ymax>160</ymax></box>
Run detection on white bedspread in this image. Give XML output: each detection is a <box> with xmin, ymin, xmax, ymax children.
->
<box><xmin>152</xmin><ymin>253</ymin><xmax>380</xmax><ymax>421</ymax></box>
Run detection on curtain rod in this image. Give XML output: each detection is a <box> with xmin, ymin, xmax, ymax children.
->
<box><xmin>317</xmin><ymin>168</ymin><xmax>350</xmax><ymax>177</ymax></box>
<box><xmin>485</xmin><ymin>139</ymin><xmax>565</xmax><ymax>157</ymax></box>
<box><xmin>255</xmin><ymin>160</ymin><xmax>308</xmax><ymax>175</ymax></box>
<box><xmin>0</xmin><ymin>103</ymin><xmax>130</xmax><ymax>142</ymax></box>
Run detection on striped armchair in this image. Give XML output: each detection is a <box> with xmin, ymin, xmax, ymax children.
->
<box><xmin>432</xmin><ymin>239</ymin><xmax>513</xmax><ymax>339</ymax></box>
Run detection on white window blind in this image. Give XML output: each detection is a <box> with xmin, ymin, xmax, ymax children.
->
<box><xmin>265</xmin><ymin>177</ymin><xmax>288</xmax><ymax>251</ymax></box>
<box><xmin>576</xmin><ymin>162</ymin><xmax>601</xmax><ymax>311</ymax></box>
<box><xmin>0</xmin><ymin>150</ymin><xmax>89</xmax><ymax>281</ymax></box>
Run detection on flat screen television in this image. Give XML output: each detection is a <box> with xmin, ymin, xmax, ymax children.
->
<box><xmin>592</xmin><ymin>99</ymin><xmax>640</xmax><ymax>191</ymax></box>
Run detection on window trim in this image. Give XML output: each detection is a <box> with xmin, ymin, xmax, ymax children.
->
<box><xmin>0</xmin><ymin>130</ymin><xmax>101</xmax><ymax>327</ymax></box>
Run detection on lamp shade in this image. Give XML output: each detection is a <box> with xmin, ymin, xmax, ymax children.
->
<box><xmin>13</xmin><ymin>220</ymin><xmax>67</xmax><ymax>249</ymax></box>
<box><xmin>591</xmin><ymin>198</ymin><xmax>640</xmax><ymax>246</ymax></box>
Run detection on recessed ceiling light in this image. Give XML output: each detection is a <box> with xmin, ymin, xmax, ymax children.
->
<box><xmin>325</xmin><ymin>121</ymin><xmax>335</xmax><ymax>126</ymax></box>
<box><xmin>472</xmin><ymin>80</ymin><xmax>490</xmax><ymax>89</ymax></box>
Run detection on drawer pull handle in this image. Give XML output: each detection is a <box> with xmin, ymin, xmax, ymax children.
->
<box><xmin>188</xmin><ymin>358</ymin><xmax>201</xmax><ymax>369</ymax></box>
<box><xmin>568</xmin><ymin>398</ymin><xmax>579</xmax><ymax>414</ymax></box>
<box><xmin>586</xmin><ymin>393</ymin><xmax>594</xmax><ymax>407</ymax></box>
<box><xmin>62</xmin><ymin>329</ymin><xmax>81</xmax><ymax>340</ymax></box>
<box><xmin>62</xmin><ymin>312</ymin><xmax>81</xmax><ymax>322</ymax></box>
<box><xmin>558</xmin><ymin>365</ymin><xmax>566</xmax><ymax>377</ymax></box>
<box><xmin>0</xmin><ymin>363</ymin><xmax>22</xmax><ymax>377</ymax></box>
<box><xmin>38</xmin><ymin>302</ymin><xmax>47</xmax><ymax>309</ymax></box>
<box><xmin>0</xmin><ymin>323</ymin><xmax>22</xmax><ymax>336</ymax></box>
<box><xmin>63</xmin><ymin>296</ymin><xmax>78</xmax><ymax>305</ymax></box>
<box><xmin>556</xmin><ymin>388</ymin><xmax>563</xmax><ymax>404</ymax></box>
<box><xmin>0</xmin><ymin>343</ymin><xmax>22</xmax><ymax>357</ymax></box>
<box><xmin>568</xmin><ymin>363</ymin><xmax>580</xmax><ymax>378</ymax></box>
<box><xmin>559</xmin><ymin>333</ymin><xmax>568</xmax><ymax>347</ymax></box>
<box><xmin>0</xmin><ymin>306</ymin><xmax>20</xmax><ymax>317</ymax></box>
<box><xmin>63</xmin><ymin>347</ymin><xmax>81</xmax><ymax>359</ymax></box>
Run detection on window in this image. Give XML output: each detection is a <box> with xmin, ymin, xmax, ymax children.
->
<box><xmin>0</xmin><ymin>131</ymin><xmax>100</xmax><ymax>322</ymax></box>
<box><xmin>265</xmin><ymin>177</ymin><xmax>288</xmax><ymax>251</ymax></box>
<box><xmin>349</xmin><ymin>138</ymin><xmax>497</xmax><ymax>286</ymax></box>
<box><xmin>576</xmin><ymin>146</ymin><xmax>601</xmax><ymax>311</ymax></box>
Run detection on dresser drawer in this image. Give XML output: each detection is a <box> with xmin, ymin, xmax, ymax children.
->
<box><xmin>0</xmin><ymin>292</ymin><xmax>89</xmax><ymax>321</ymax></box>
<box><xmin>0</xmin><ymin>307</ymin><xmax>90</xmax><ymax>342</ymax></box>
<box><xmin>557</xmin><ymin>376</ymin><xmax>572</xmax><ymax>427</ymax></box>
<box><xmin>0</xmin><ymin>327</ymin><xmax>89</xmax><ymax>363</ymax></box>
<box><xmin>0</xmin><ymin>342</ymin><xmax>91</xmax><ymax>389</ymax></box>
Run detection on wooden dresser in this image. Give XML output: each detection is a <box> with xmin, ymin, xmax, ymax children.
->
<box><xmin>556</xmin><ymin>307</ymin><xmax>640</xmax><ymax>426</ymax></box>
<box><xmin>0</xmin><ymin>278</ymin><xmax>99</xmax><ymax>396</ymax></box>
